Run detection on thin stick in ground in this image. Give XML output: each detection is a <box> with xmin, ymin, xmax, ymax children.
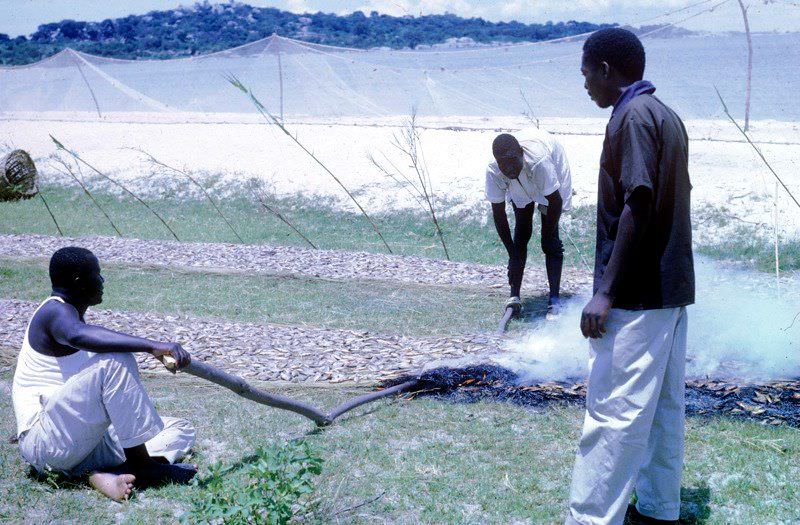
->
<box><xmin>714</xmin><ymin>87</ymin><xmax>800</xmax><ymax>209</ymax></box>
<box><xmin>252</xmin><ymin>185</ymin><xmax>318</xmax><ymax>250</ymax></box>
<box><xmin>372</xmin><ymin>112</ymin><xmax>450</xmax><ymax>260</ymax></box>
<box><xmin>520</xmin><ymin>89</ymin><xmax>540</xmax><ymax>129</ymax></box>
<box><xmin>131</xmin><ymin>147</ymin><xmax>244</xmax><ymax>243</ymax></box>
<box><xmin>226</xmin><ymin>75</ymin><xmax>393</xmax><ymax>254</ymax></box>
<box><xmin>36</xmin><ymin>186</ymin><xmax>63</xmax><ymax>236</ymax></box>
<box><xmin>50</xmin><ymin>135</ymin><xmax>180</xmax><ymax>241</ymax></box>
<box><xmin>51</xmin><ymin>155</ymin><xmax>123</xmax><ymax>237</ymax></box>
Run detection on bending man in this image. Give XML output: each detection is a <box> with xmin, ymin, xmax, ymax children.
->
<box><xmin>567</xmin><ymin>28</ymin><xmax>694</xmax><ymax>525</ymax></box>
<box><xmin>485</xmin><ymin>127</ymin><xmax>573</xmax><ymax>318</ymax></box>
<box><xmin>12</xmin><ymin>247</ymin><xmax>197</xmax><ymax>502</ymax></box>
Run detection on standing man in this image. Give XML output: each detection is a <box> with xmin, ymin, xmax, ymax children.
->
<box><xmin>566</xmin><ymin>29</ymin><xmax>694</xmax><ymax>525</ymax></box>
<box><xmin>485</xmin><ymin>127</ymin><xmax>573</xmax><ymax>318</ymax></box>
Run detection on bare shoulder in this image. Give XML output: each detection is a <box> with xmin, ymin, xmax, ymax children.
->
<box><xmin>34</xmin><ymin>299</ymin><xmax>80</xmax><ymax>327</ymax></box>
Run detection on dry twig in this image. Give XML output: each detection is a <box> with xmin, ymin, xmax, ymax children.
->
<box><xmin>36</xmin><ymin>185</ymin><xmax>63</xmax><ymax>236</ymax></box>
<box><xmin>251</xmin><ymin>184</ymin><xmax>317</xmax><ymax>250</ymax></box>
<box><xmin>50</xmin><ymin>136</ymin><xmax>180</xmax><ymax>240</ymax></box>
<box><xmin>51</xmin><ymin>155</ymin><xmax>122</xmax><ymax>237</ymax></box>
<box><xmin>131</xmin><ymin>147</ymin><xmax>244</xmax><ymax>242</ymax></box>
<box><xmin>714</xmin><ymin>88</ymin><xmax>800</xmax><ymax>209</ymax></box>
<box><xmin>226</xmin><ymin>75</ymin><xmax>392</xmax><ymax>254</ymax></box>
<box><xmin>371</xmin><ymin>112</ymin><xmax>450</xmax><ymax>259</ymax></box>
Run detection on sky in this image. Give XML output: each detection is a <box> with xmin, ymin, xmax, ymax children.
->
<box><xmin>1</xmin><ymin>0</ymin><xmax>798</xmax><ymax>37</ymax></box>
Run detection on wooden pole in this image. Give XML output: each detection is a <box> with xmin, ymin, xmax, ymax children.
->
<box><xmin>774</xmin><ymin>180</ymin><xmax>780</xmax><ymax>291</ymax></box>
<box><xmin>276</xmin><ymin>37</ymin><xmax>284</xmax><ymax>123</ymax></box>
<box><xmin>164</xmin><ymin>357</ymin><xmax>424</xmax><ymax>426</ymax></box>
<box><xmin>166</xmin><ymin>358</ymin><xmax>331</xmax><ymax>426</ymax></box>
<box><xmin>737</xmin><ymin>0</ymin><xmax>753</xmax><ymax>131</ymax></box>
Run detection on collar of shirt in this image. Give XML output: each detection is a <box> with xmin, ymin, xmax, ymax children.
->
<box><xmin>611</xmin><ymin>80</ymin><xmax>656</xmax><ymax>118</ymax></box>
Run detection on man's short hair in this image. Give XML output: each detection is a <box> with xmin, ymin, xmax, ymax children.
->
<box><xmin>492</xmin><ymin>133</ymin><xmax>521</xmax><ymax>159</ymax></box>
<box><xmin>49</xmin><ymin>247</ymin><xmax>97</xmax><ymax>289</ymax></box>
<box><xmin>583</xmin><ymin>28</ymin><xmax>645</xmax><ymax>82</ymax></box>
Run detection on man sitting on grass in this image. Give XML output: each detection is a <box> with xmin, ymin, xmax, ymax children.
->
<box><xmin>485</xmin><ymin>127</ymin><xmax>573</xmax><ymax>319</ymax></box>
<box><xmin>12</xmin><ymin>247</ymin><xmax>198</xmax><ymax>502</ymax></box>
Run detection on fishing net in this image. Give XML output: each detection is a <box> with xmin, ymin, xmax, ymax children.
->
<box><xmin>0</xmin><ymin>1</ymin><xmax>796</xmax><ymax>121</ymax></box>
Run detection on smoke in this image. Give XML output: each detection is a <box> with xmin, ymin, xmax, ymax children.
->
<box><xmin>495</xmin><ymin>256</ymin><xmax>800</xmax><ymax>383</ymax></box>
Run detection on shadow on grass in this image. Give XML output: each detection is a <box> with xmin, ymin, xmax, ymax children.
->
<box><xmin>507</xmin><ymin>293</ymin><xmax>575</xmax><ymax>329</ymax></box>
<box><xmin>680</xmin><ymin>484</ymin><xmax>712</xmax><ymax>524</ymax></box>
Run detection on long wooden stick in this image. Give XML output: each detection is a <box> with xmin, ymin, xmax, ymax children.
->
<box><xmin>165</xmin><ymin>358</ymin><xmax>422</xmax><ymax>426</ymax></box>
<box><xmin>168</xmin><ymin>359</ymin><xmax>331</xmax><ymax>426</ymax></box>
<box><xmin>736</xmin><ymin>0</ymin><xmax>753</xmax><ymax>132</ymax></box>
<box><xmin>498</xmin><ymin>307</ymin><xmax>514</xmax><ymax>334</ymax></box>
<box><xmin>326</xmin><ymin>379</ymin><xmax>421</xmax><ymax>421</ymax></box>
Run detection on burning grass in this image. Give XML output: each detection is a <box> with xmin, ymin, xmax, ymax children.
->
<box><xmin>385</xmin><ymin>364</ymin><xmax>800</xmax><ymax>428</ymax></box>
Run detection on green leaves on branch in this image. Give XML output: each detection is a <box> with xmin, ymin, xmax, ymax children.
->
<box><xmin>183</xmin><ymin>441</ymin><xmax>323</xmax><ymax>525</ymax></box>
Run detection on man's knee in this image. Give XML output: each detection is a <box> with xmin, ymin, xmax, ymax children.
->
<box><xmin>541</xmin><ymin>236</ymin><xmax>564</xmax><ymax>256</ymax></box>
<box><xmin>93</xmin><ymin>352</ymin><xmax>138</xmax><ymax>372</ymax></box>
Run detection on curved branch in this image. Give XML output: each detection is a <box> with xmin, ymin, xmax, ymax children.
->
<box><xmin>326</xmin><ymin>379</ymin><xmax>421</xmax><ymax>421</ymax></box>
<box><xmin>171</xmin><ymin>359</ymin><xmax>331</xmax><ymax>426</ymax></box>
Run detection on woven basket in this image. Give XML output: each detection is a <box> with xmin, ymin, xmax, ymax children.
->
<box><xmin>0</xmin><ymin>150</ymin><xmax>38</xmax><ymax>201</ymax></box>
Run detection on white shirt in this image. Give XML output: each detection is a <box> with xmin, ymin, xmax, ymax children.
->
<box><xmin>485</xmin><ymin>127</ymin><xmax>573</xmax><ymax>210</ymax></box>
<box><xmin>12</xmin><ymin>297</ymin><xmax>93</xmax><ymax>437</ymax></box>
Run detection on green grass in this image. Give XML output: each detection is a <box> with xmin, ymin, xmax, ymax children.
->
<box><xmin>698</xmin><ymin>225</ymin><xmax>800</xmax><ymax>273</ymax></box>
<box><xmin>0</xmin><ymin>184</ymin><xmax>594</xmax><ymax>268</ymax></box>
<box><xmin>1</xmin><ymin>373</ymin><xmax>798</xmax><ymax>524</ymax></box>
<box><xmin>0</xmin><ymin>258</ymin><xmax>522</xmax><ymax>337</ymax></box>
<box><xmin>5</xmin><ymin>184</ymin><xmax>796</xmax><ymax>274</ymax></box>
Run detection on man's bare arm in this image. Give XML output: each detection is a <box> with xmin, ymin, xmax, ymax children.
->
<box><xmin>581</xmin><ymin>187</ymin><xmax>651</xmax><ymax>338</ymax></box>
<box><xmin>46</xmin><ymin>304</ymin><xmax>191</xmax><ymax>367</ymax></box>
<box><xmin>491</xmin><ymin>202</ymin><xmax>514</xmax><ymax>256</ymax></box>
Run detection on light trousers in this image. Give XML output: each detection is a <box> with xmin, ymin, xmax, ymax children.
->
<box><xmin>19</xmin><ymin>352</ymin><xmax>195</xmax><ymax>476</ymax></box>
<box><xmin>566</xmin><ymin>307</ymin><xmax>688</xmax><ymax>525</ymax></box>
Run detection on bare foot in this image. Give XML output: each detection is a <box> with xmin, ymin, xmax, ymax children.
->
<box><xmin>88</xmin><ymin>472</ymin><xmax>136</xmax><ymax>502</ymax></box>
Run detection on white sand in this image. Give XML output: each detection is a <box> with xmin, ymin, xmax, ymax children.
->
<box><xmin>2</xmin><ymin>111</ymin><xmax>799</xmax><ymax>239</ymax></box>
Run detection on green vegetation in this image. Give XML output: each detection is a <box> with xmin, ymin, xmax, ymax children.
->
<box><xmin>4</xmin><ymin>183</ymin><xmax>796</xmax><ymax>274</ymax></box>
<box><xmin>184</xmin><ymin>442</ymin><xmax>322</xmax><ymax>525</ymax></box>
<box><xmin>0</xmin><ymin>3</ymin><xmax>614</xmax><ymax>65</ymax></box>
<box><xmin>0</xmin><ymin>258</ymin><xmax>516</xmax><ymax>337</ymax></box>
<box><xmin>1</xmin><ymin>373</ymin><xmax>798</xmax><ymax>524</ymax></box>
<box><xmin>0</xmin><ymin>184</ymin><xmax>595</xmax><ymax>269</ymax></box>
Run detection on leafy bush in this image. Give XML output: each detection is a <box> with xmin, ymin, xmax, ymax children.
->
<box><xmin>183</xmin><ymin>441</ymin><xmax>323</xmax><ymax>525</ymax></box>
<box><xmin>0</xmin><ymin>3</ymin><xmax>615</xmax><ymax>65</ymax></box>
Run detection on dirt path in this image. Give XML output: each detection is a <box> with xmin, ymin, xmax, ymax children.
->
<box><xmin>0</xmin><ymin>299</ymin><xmax>497</xmax><ymax>384</ymax></box>
<box><xmin>0</xmin><ymin>233</ymin><xmax>593</xmax><ymax>293</ymax></box>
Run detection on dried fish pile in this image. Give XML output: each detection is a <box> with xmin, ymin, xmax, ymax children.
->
<box><xmin>1</xmin><ymin>299</ymin><xmax>495</xmax><ymax>383</ymax></box>
<box><xmin>386</xmin><ymin>365</ymin><xmax>800</xmax><ymax>427</ymax></box>
<box><xmin>0</xmin><ymin>233</ymin><xmax>591</xmax><ymax>292</ymax></box>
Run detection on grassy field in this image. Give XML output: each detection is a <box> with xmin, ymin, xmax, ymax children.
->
<box><xmin>1</xmin><ymin>372</ymin><xmax>799</xmax><ymax>524</ymax></box>
<box><xmin>3</xmin><ymin>183</ymin><xmax>796</xmax><ymax>273</ymax></box>
<box><xmin>0</xmin><ymin>257</ymin><xmax>530</xmax><ymax>337</ymax></box>
<box><xmin>2</xmin><ymin>183</ymin><xmax>799</xmax><ymax>523</ymax></box>
<box><xmin>0</xmin><ymin>184</ymin><xmax>596</xmax><ymax>268</ymax></box>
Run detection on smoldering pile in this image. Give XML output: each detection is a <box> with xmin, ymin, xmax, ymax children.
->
<box><xmin>383</xmin><ymin>365</ymin><xmax>800</xmax><ymax>427</ymax></box>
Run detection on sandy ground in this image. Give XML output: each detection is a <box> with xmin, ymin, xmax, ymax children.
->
<box><xmin>2</xmin><ymin>112</ymin><xmax>799</xmax><ymax>238</ymax></box>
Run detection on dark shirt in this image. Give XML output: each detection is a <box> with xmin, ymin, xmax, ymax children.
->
<box><xmin>594</xmin><ymin>92</ymin><xmax>695</xmax><ymax>310</ymax></box>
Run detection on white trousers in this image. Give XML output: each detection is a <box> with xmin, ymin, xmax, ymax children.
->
<box><xmin>566</xmin><ymin>307</ymin><xmax>688</xmax><ymax>525</ymax></box>
<box><xmin>19</xmin><ymin>352</ymin><xmax>195</xmax><ymax>476</ymax></box>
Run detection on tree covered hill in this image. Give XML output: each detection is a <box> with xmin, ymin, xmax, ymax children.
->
<box><xmin>0</xmin><ymin>1</ymin><xmax>617</xmax><ymax>65</ymax></box>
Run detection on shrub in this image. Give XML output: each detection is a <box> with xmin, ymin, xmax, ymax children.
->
<box><xmin>183</xmin><ymin>441</ymin><xmax>323</xmax><ymax>525</ymax></box>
